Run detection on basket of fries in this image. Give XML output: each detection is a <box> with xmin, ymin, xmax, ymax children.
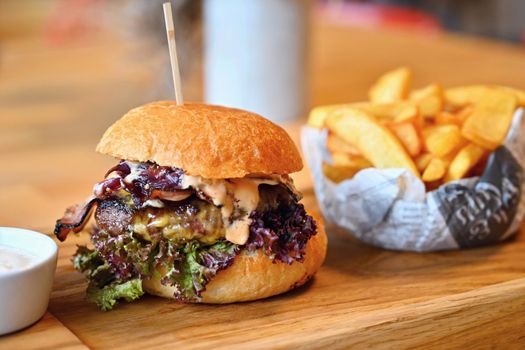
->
<box><xmin>302</xmin><ymin>67</ymin><xmax>525</xmax><ymax>252</ymax></box>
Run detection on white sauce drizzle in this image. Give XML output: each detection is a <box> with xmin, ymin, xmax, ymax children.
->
<box><xmin>181</xmin><ymin>175</ymin><xmax>281</xmax><ymax>245</ymax></box>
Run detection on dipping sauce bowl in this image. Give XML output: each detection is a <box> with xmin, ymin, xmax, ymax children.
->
<box><xmin>0</xmin><ymin>227</ymin><xmax>58</xmax><ymax>335</ymax></box>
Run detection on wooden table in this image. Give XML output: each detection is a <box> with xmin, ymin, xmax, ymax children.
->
<box><xmin>2</xmin><ymin>15</ymin><xmax>525</xmax><ymax>349</ymax></box>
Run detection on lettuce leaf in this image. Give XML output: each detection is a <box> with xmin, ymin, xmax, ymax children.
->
<box><xmin>161</xmin><ymin>241</ymin><xmax>238</xmax><ymax>301</ymax></box>
<box><xmin>73</xmin><ymin>239</ymin><xmax>238</xmax><ymax>308</ymax></box>
<box><xmin>74</xmin><ymin>245</ymin><xmax>143</xmax><ymax>310</ymax></box>
<box><xmin>73</xmin><ymin>245</ymin><xmax>114</xmax><ymax>288</ymax></box>
<box><xmin>86</xmin><ymin>279</ymin><xmax>144</xmax><ymax>311</ymax></box>
<box><xmin>248</xmin><ymin>201</ymin><xmax>316</xmax><ymax>264</ymax></box>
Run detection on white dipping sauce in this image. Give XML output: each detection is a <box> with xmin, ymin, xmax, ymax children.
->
<box><xmin>0</xmin><ymin>245</ymin><xmax>36</xmax><ymax>272</ymax></box>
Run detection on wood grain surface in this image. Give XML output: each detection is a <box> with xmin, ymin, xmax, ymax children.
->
<box><xmin>46</xmin><ymin>223</ymin><xmax>525</xmax><ymax>350</ymax></box>
<box><xmin>0</xmin><ymin>313</ymin><xmax>88</xmax><ymax>350</ymax></box>
<box><xmin>1</xmin><ymin>11</ymin><xmax>525</xmax><ymax>350</ymax></box>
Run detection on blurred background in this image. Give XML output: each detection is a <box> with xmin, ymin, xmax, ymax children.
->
<box><xmin>1</xmin><ymin>0</ymin><xmax>525</xmax><ymax>228</ymax></box>
<box><xmin>1</xmin><ymin>0</ymin><xmax>525</xmax><ymax>128</ymax></box>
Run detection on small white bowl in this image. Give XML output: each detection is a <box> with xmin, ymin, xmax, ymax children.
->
<box><xmin>0</xmin><ymin>227</ymin><xmax>58</xmax><ymax>335</ymax></box>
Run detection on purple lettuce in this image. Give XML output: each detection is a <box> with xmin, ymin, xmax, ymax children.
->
<box><xmin>161</xmin><ymin>241</ymin><xmax>239</xmax><ymax>301</ymax></box>
<box><xmin>248</xmin><ymin>202</ymin><xmax>317</xmax><ymax>264</ymax></box>
<box><xmin>74</xmin><ymin>229</ymin><xmax>240</xmax><ymax>308</ymax></box>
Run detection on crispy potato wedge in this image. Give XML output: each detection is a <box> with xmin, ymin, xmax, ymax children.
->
<box><xmin>310</xmin><ymin>101</ymin><xmax>419</xmax><ymax>128</ymax></box>
<box><xmin>308</xmin><ymin>105</ymin><xmax>335</xmax><ymax>128</ymax></box>
<box><xmin>425</xmin><ymin>180</ymin><xmax>444</xmax><ymax>192</ymax></box>
<box><xmin>445</xmin><ymin>86</ymin><xmax>487</xmax><ymax>107</ymax></box>
<box><xmin>410</xmin><ymin>84</ymin><xmax>444</xmax><ymax>117</ymax></box>
<box><xmin>422</xmin><ymin>157</ymin><xmax>447</xmax><ymax>182</ymax></box>
<box><xmin>331</xmin><ymin>151</ymin><xmax>372</xmax><ymax>169</ymax></box>
<box><xmin>310</xmin><ymin>70</ymin><xmax>521</xmax><ymax>190</ymax></box>
<box><xmin>468</xmin><ymin>150</ymin><xmax>490</xmax><ymax>177</ymax></box>
<box><xmin>423</xmin><ymin>124</ymin><xmax>465</xmax><ymax>157</ymax></box>
<box><xmin>445</xmin><ymin>85</ymin><xmax>521</xmax><ymax>109</ymax></box>
<box><xmin>445</xmin><ymin>143</ymin><xmax>486</xmax><ymax>182</ymax></box>
<box><xmin>351</xmin><ymin>101</ymin><xmax>419</xmax><ymax>124</ymax></box>
<box><xmin>388</xmin><ymin>122</ymin><xmax>422</xmax><ymax>157</ymax></box>
<box><xmin>326</xmin><ymin>108</ymin><xmax>419</xmax><ymax>176</ymax></box>
<box><xmin>322</xmin><ymin>163</ymin><xmax>361</xmax><ymax>183</ymax></box>
<box><xmin>461</xmin><ymin>89</ymin><xmax>517</xmax><ymax>150</ymax></box>
<box><xmin>327</xmin><ymin>133</ymin><xmax>361</xmax><ymax>156</ymax></box>
<box><xmin>435</xmin><ymin>111</ymin><xmax>462</xmax><ymax>126</ymax></box>
<box><xmin>496</xmin><ymin>86</ymin><xmax>525</xmax><ymax>107</ymax></box>
<box><xmin>415</xmin><ymin>153</ymin><xmax>433</xmax><ymax>172</ymax></box>
<box><xmin>369</xmin><ymin>67</ymin><xmax>412</xmax><ymax>103</ymax></box>
<box><xmin>455</xmin><ymin>106</ymin><xmax>473</xmax><ymax>123</ymax></box>
<box><xmin>446</xmin><ymin>85</ymin><xmax>525</xmax><ymax>109</ymax></box>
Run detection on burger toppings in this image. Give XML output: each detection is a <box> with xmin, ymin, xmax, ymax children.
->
<box><xmin>248</xmin><ymin>199</ymin><xmax>317</xmax><ymax>264</ymax></box>
<box><xmin>73</xmin><ymin>232</ymin><xmax>239</xmax><ymax>310</ymax></box>
<box><xmin>57</xmin><ymin>161</ymin><xmax>300</xmax><ymax>244</ymax></box>
<box><xmin>55</xmin><ymin>160</ymin><xmax>316</xmax><ymax>310</ymax></box>
<box><xmin>55</xmin><ymin>197</ymin><xmax>100</xmax><ymax>241</ymax></box>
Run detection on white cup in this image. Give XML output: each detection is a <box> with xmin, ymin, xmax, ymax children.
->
<box><xmin>204</xmin><ymin>0</ymin><xmax>310</xmax><ymax>123</ymax></box>
<box><xmin>0</xmin><ymin>228</ymin><xmax>58</xmax><ymax>335</ymax></box>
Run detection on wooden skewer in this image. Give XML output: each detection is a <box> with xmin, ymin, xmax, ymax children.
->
<box><xmin>163</xmin><ymin>2</ymin><xmax>184</xmax><ymax>105</ymax></box>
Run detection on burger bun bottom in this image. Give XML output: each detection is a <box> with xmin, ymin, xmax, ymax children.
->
<box><xmin>143</xmin><ymin>213</ymin><xmax>327</xmax><ymax>303</ymax></box>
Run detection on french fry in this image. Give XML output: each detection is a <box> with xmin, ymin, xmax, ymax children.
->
<box><xmin>445</xmin><ymin>143</ymin><xmax>486</xmax><ymax>182</ymax></box>
<box><xmin>388</xmin><ymin>122</ymin><xmax>422</xmax><ymax>157</ymax></box>
<box><xmin>311</xmin><ymin>69</ymin><xmax>521</xmax><ymax>191</ymax></box>
<box><xmin>422</xmin><ymin>157</ymin><xmax>447</xmax><ymax>182</ymax></box>
<box><xmin>445</xmin><ymin>86</ymin><xmax>487</xmax><ymax>107</ymax></box>
<box><xmin>423</xmin><ymin>124</ymin><xmax>465</xmax><ymax>157</ymax></box>
<box><xmin>415</xmin><ymin>153</ymin><xmax>433</xmax><ymax>172</ymax></box>
<box><xmin>308</xmin><ymin>105</ymin><xmax>337</xmax><ymax>128</ymax></box>
<box><xmin>425</xmin><ymin>180</ymin><xmax>443</xmax><ymax>192</ymax></box>
<box><xmin>468</xmin><ymin>150</ymin><xmax>490</xmax><ymax>177</ymax></box>
<box><xmin>369</xmin><ymin>67</ymin><xmax>412</xmax><ymax>103</ymax></box>
<box><xmin>326</xmin><ymin>108</ymin><xmax>420</xmax><ymax>177</ymax></box>
<box><xmin>310</xmin><ymin>101</ymin><xmax>419</xmax><ymax>128</ymax></box>
<box><xmin>445</xmin><ymin>85</ymin><xmax>522</xmax><ymax>108</ymax></box>
<box><xmin>461</xmin><ymin>89</ymin><xmax>517</xmax><ymax>150</ymax></box>
<box><xmin>351</xmin><ymin>101</ymin><xmax>419</xmax><ymax>124</ymax></box>
<box><xmin>331</xmin><ymin>152</ymin><xmax>372</xmax><ymax>169</ymax></box>
<box><xmin>410</xmin><ymin>84</ymin><xmax>444</xmax><ymax>117</ymax></box>
<box><xmin>496</xmin><ymin>86</ymin><xmax>525</xmax><ymax>107</ymax></box>
<box><xmin>327</xmin><ymin>133</ymin><xmax>361</xmax><ymax>156</ymax></box>
<box><xmin>455</xmin><ymin>105</ymin><xmax>473</xmax><ymax>123</ymax></box>
<box><xmin>435</xmin><ymin>111</ymin><xmax>462</xmax><ymax>126</ymax></box>
<box><xmin>322</xmin><ymin>163</ymin><xmax>360</xmax><ymax>183</ymax></box>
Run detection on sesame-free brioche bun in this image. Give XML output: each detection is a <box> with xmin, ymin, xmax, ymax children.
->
<box><xmin>143</xmin><ymin>213</ymin><xmax>327</xmax><ymax>303</ymax></box>
<box><xmin>96</xmin><ymin>101</ymin><xmax>303</xmax><ymax>178</ymax></box>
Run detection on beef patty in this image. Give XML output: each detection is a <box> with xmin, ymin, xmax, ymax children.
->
<box><xmin>94</xmin><ymin>185</ymin><xmax>291</xmax><ymax>245</ymax></box>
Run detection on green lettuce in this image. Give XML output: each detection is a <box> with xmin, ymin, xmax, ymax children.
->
<box><xmin>86</xmin><ymin>279</ymin><xmax>144</xmax><ymax>311</ymax></box>
<box><xmin>162</xmin><ymin>241</ymin><xmax>238</xmax><ymax>301</ymax></box>
<box><xmin>74</xmin><ymin>246</ymin><xmax>144</xmax><ymax>310</ymax></box>
<box><xmin>73</xmin><ymin>238</ymin><xmax>238</xmax><ymax>309</ymax></box>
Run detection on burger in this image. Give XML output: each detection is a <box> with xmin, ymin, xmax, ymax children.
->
<box><xmin>54</xmin><ymin>102</ymin><xmax>327</xmax><ymax>310</ymax></box>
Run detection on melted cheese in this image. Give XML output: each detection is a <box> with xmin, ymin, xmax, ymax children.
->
<box><xmin>109</xmin><ymin>161</ymin><xmax>287</xmax><ymax>245</ymax></box>
<box><xmin>181</xmin><ymin>175</ymin><xmax>280</xmax><ymax>245</ymax></box>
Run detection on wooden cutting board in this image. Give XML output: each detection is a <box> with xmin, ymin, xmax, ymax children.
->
<box><xmin>44</xmin><ymin>191</ymin><xmax>525</xmax><ymax>349</ymax></box>
<box><xmin>2</xmin><ymin>138</ymin><xmax>525</xmax><ymax>349</ymax></box>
